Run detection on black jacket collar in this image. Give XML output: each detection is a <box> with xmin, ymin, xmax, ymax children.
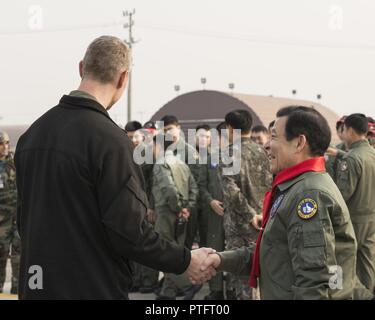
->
<box><xmin>59</xmin><ymin>95</ymin><xmax>111</xmax><ymax>120</ymax></box>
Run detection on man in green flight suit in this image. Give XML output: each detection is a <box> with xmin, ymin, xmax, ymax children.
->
<box><xmin>198</xmin><ymin>106</ymin><xmax>374</xmax><ymax>300</ymax></box>
<box><xmin>160</xmin><ymin>115</ymin><xmax>200</xmax><ymax>250</ymax></box>
<box><xmin>336</xmin><ymin>114</ymin><xmax>375</xmax><ymax>294</ymax></box>
<box><xmin>198</xmin><ymin>122</ymin><xmax>227</xmax><ymax>300</ymax></box>
<box><xmin>325</xmin><ymin>116</ymin><xmax>348</xmax><ymax>182</ymax></box>
<box><xmin>151</xmin><ymin>133</ymin><xmax>198</xmax><ymax>300</ymax></box>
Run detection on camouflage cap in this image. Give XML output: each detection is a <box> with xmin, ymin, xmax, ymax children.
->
<box><xmin>0</xmin><ymin>131</ymin><xmax>10</xmax><ymax>143</ymax></box>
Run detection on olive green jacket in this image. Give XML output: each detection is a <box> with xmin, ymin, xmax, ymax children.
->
<box><xmin>218</xmin><ymin>171</ymin><xmax>359</xmax><ymax>300</ymax></box>
<box><xmin>152</xmin><ymin>150</ymin><xmax>198</xmax><ymax>214</ymax></box>
<box><xmin>336</xmin><ymin>139</ymin><xmax>375</xmax><ymax>223</ymax></box>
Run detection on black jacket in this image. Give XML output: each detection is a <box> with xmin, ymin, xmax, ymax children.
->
<box><xmin>14</xmin><ymin>95</ymin><xmax>190</xmax><ymax>299</ymax></box>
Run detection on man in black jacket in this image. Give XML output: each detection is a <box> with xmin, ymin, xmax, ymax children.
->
<box><xmin>14</xmin><ymin>36</ymin><xmax>215</xmax><ymax>299</ymax></box>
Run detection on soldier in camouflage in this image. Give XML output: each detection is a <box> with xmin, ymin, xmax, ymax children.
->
<box><xmin>0</xmin><ymin>131</ymin><xmax>20</xmax><ymax>294</ymax></box>
<box><xmin>220</xmin><ymin>110</ymin><xmax>272</xmax><ymax>300</ymax></box>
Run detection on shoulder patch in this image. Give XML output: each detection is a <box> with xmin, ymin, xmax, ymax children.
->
<box><xmin>297</xmin><ymin>198</ymin><xmax>318</xmax><ymax>220</ymax></box>
<box><xmin>339</xmin><ymin>160</ymin><xmax>348</xmax><ymax>172</ymax></box>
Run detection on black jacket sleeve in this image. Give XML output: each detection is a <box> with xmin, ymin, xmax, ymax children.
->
<box><xmin>96</xmin><ymin>140</ymin><xmax>190</xmax><ymax>274</ymax></box>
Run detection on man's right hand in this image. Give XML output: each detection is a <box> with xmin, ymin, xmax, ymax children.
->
<box><xmin>201</xmin><ymin>253</ymin><xmax>221</xmax><ymax>271</ymax></box>
<box><xmin>210</xmin><ymin>200</ymin><xmax>224</xmax><ymax>216</ymax></box>
<box><xmin>187</xmin><ymin>248</ymin><xmax>217</xmax><ymax>284</ymax></box>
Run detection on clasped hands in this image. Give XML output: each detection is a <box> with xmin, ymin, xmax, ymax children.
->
<box><xmin>186</xmin><ymin>248</ymin><xmax>221</xmax><ymax>285</ymax></box>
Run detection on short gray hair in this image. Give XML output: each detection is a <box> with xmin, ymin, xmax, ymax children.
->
<box><xmin>82</xmin><ymin>35</ymin><xmax>131</xmax><ymax>84</ymax></box>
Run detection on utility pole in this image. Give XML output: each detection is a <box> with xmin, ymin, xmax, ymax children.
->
<box><xmin>123</xmin><ymin>9</ymin><xmax>136</xmax><ymax>122</ymax></box>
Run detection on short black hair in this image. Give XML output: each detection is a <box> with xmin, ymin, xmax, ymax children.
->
<box><xmin>160</xmin><ymin>115</ymin><xmax>179</xmax><ymax>127</ymax></box>
<box><xmin>216</xmin><ymin>122</ymin><xmax>226</xmax><ymax>136</ymax></box>
<box><xmin>153</xmin><ymin>133</ymin><xmax>175</xmax><ymax>152</ymax></box>
<box><xmin>125</xmin><ymin>121</ymin><xmax>142</xmax><ymax>132</ymax></box>
<box><xmin>144</xmin><ymin>121</ymin><xmax>157</xmax><ymax>129</ymax></box>
<box><xmin>252</xmin><ymin>125</ymin><xmax>268</xmax><ymax>134</ymax></box>
<box><xmin>276</xmin><ymin>106</ymin><xmax>331</xmax><ymax>156</ymax></box>
<box><xmin>225</xmin><ymin>109</ymin><xmax>253</xmax><ymax>133</ymax></box>
<box><xmin>196</xmin><ymin>124</ymin><xmax>211</xmax><ymax>131</ymax></box>
<box><xmin>268</xmin><ymin>120</ymin><xmax>275</xmax><ymax>132</ymax></box>
<box><xmin>344</xmin><ymin>113</ymin><xmax>368</xmax><ymax>135</ymax></box>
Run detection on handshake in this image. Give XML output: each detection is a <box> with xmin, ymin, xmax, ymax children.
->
<box><xmin>186</xmin><ymin>248</ymin><xmax>222</xmax><ymax>284</ymax></box>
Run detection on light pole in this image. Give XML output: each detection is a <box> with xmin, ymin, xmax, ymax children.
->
<box><xmin>201</xmin><ymin>77</ymin><xmax>207</xmax><ymax>90</ymax></box>
<box><xmin>174</xmin><ymin>85</ymin><xmax>180</xmax><ymax>96</ymax></box>
<box><xmin>123</xmin><ymin>9</ymin><xmax>136</xmax><ymax>122</ymax></box>
<box><xmin>228</xmin><ymin>83</ymin><xmax>235</xmax><ymax>95</ymax></box>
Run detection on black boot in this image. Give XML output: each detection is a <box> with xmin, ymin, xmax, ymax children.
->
<box><xmin>225</xmin><ymin>290</ymin><xmax>237</xmax><ymax>300</ymax></box>
<box><xmin>183</xmin><ymin>284</ymin><xmax>203</xmax><ymax>300</ymax></box>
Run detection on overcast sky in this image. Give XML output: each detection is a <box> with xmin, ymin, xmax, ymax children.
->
<box><xmin>0</xmin><ymin>0</ymin><xmax>374</xmax><ymax>126</ymax></box>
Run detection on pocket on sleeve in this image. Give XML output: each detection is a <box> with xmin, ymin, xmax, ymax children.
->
<box><xmin>102</xmin><ymin>175</ymin><xmax>149</xmax><ymax>243</ymax></box>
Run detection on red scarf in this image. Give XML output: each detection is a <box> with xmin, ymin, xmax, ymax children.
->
<box><xmin>249</xmin><ymin>157</ymin><xmax>326</xmax><ymax>288</ymax></box>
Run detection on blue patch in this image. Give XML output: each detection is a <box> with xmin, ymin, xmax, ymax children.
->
<box><xmin>297</xmin><ymin>198</ymin><xmax>318</xmax><ymax>220</ymax></box>
<box><xmin>270</xmin><ymin>194</ymin><xmax>285</xmax><ymax>218</ymax></box>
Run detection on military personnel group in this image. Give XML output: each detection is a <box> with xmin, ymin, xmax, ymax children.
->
<box><xmin>2</xmin><ymin>35</ymin><xmax>375</xmax><ymax>300</ymax></box>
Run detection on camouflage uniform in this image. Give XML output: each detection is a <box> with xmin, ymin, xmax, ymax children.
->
<box><xmin>152</xmin><ymin>150</ymin><xmax>198</xmax><ymax>298</ymax></box>
<box><xmin>220</xmin><ymin>137</ymin><xmax>272</xmax><ymax>299</ymax></box>
<box><xmin>0</xmin><ymin>132</ymin><xmax>20</xmax><ymax>294</ymax></box>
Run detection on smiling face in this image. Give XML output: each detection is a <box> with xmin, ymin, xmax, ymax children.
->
<box><xmin>269</xmin><ymin>116</ymin><xmax>301</xmax><ymax>174</ymax></box>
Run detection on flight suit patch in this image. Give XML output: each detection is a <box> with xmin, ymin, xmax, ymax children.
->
<box><xmin>270</xmin><ymin>194</ymin><xmax>285</xmax><ymax>218</ymax></box>
<box><xmin>297</xmin><ymin>198</ymin><xmax>318</xmax><ymax>220</ymax></box>
<box><xmin>340</xmin><ymin>161</ymin><xmax>348</xmax><ymax>172</ymax></box>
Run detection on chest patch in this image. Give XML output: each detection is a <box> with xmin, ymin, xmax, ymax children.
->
<box><xmin>297</xmin><ymin>198</ymin><xmax>318</xmax><ymax>220</ymax></box>
<box><xmin>270</xmin><ymin>194</ymin><xmax>285</xmax><ymax>218</ymax></box>
<box><xmin>340</xmin><ymin>161</ymin><xmax>348</xmax><ymax>172</ymax></box>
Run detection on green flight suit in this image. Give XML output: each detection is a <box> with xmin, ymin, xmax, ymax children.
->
<box><xmin>152</xmin><ymin>150</ymin><xmax>198</xmax><ymax>298</ymax></box>
<box><xmin>325</xmin><ymin>142</ymin><xmax>347</xmax><ymax>182</ymax></box>
<box><xmin>198</xmin><ymin>151</ymin><xmax>225</xmax><ymax>293</ymax></box>
<box><xmin>336</xmin><ymin>139</ymin><xmax>375</xmax><ymax>293</ymax></box>
<box><xmin>217</xmin><ymin>170</ymin><xmax>372</xmax><ymax>300</ymax></box>
<box><xmin>174</xmin><ymin>138</ymin><xmax>200</xmax><ymax>249</ymax></box>
<box><xmin>137</xmin><ymin>160</ymin><xmax>160</xmax><ymax>290</ymax></box>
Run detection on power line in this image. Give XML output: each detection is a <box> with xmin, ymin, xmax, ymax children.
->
<box><xmin>1</xmin><ymin>20</ymin><xmax>375</xmax><ymax>51</ymax></box>
<box><xmin>137</xmin><ymin>23</ymin><xmax>375</xmax><ymax>51</ymax></box>
<box><xmin>0</xmin><ymin>21</ymin><xmax>124</xmax><ymax>36</ymax></box>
